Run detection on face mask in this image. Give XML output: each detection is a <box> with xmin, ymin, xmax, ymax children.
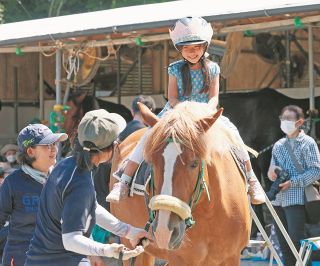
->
<box><xmin>6</xmin><ymin>155</ymin><xmax>16</xmax><ymax>163</ymax></box>
<box><xmin>280</xmin><ymin>120</ymin><xmax>297</xmax><ymax>135</ymax></box>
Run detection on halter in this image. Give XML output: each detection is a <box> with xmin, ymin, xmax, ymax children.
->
<box><xmin>146</xmin><ymin>138</ymin><xmax>210</xmax><ymax>229</ymax></box>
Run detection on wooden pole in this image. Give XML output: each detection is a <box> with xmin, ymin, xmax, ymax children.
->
<box><xmin>138</xmin><ymin>46</ymin><xmax>142</xmax><ymax>94</ymax></box>
<box><xmin>285</xmin><ymin>30</ymin><xmax>291</xmax><ymax>88</ymax></box>
<box><xmin>13</xmin><ymin>67</ymin><xmax>18</xmax><ymax>133</ymax></box>
<box><xmin>162</xmin><ymin>40</ymin><xmax>169</xmax><ymax>97</ymax></box>
<box><xmin>308</xmin><ymin>24</ymin><xmax>316</xmax><ymax>139</ymax></box>
<box><xmin>117</xmin><ymin>48</ymin><xmax>121</xmax><ymax>104</ymax></box>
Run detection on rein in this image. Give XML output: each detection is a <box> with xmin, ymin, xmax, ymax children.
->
<box><xmin>186</xmin><ymin>160</ymin><xmax>209</xmax><ymax>227</ymax></box>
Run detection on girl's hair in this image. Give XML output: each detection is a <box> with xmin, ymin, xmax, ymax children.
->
<box><xmin>73</xmin><ymin>136</ymin><xmax>114</xmax><ymax>171</ymax></box>
<box><xmin>17</xmin><ymin>151</ymin><xmax>36</xmax><ymax>166</ymax></box>
<box><xmin>281</xmin><ymin>105</ymin><xmax>304</xmax><ymax>120</ymax></box>
<box><xmin>181</xmin><ymin>57</ymin><xmax>211</xmax><ymax>96</ymax></box>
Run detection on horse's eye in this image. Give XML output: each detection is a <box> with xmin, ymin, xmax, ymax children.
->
<box><xmin>191</xmin><ymin>160</ymin><xmax>199</xmax><ymax>168</ymax></box>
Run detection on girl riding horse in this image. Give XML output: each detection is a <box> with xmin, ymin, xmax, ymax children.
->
<box><xmin>107</xmin><ymin>16</ymin><xmax>265</xmax><ymax>205</ymax></box>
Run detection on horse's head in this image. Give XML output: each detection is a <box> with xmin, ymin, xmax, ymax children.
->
<box><xmin>140</xmin><ymin>102</ymin><xmax>223</xmax><ymax>250</ymax></box>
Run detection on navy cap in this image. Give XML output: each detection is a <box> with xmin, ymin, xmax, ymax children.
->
<box><xmin>17</xmin><ymin>124</ymin><xmax>68</xmax><ymax>152</ymax></box>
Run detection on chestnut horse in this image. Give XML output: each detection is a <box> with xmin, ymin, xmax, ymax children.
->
<box><xmin>110</xmin><ymin>101</ymin><xmax>251</xmax><ymax>266</ymax></box>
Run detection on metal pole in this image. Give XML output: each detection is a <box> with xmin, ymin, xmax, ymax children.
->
<box><xmin>13</xmin><ymin>67</ymin><xmax>18</xmax><ymax>133</ymax></box>
<box><xmin>39</xmin><ymin>53</ymin><xmax>44</xmax><ymax>120</ymax></box>
<box><xmin>138</xmin><ymin>46</ymin><xmax>142</xmax><ymax>94</ymax></box>
<box><xmin>117</xmin><ymin>48</ymin><xmax>121</xmax><ymax>104</ymax></box>
<box><xmin>308</xmin><ymin>24</ymin><xmax>316</xmax><ymax>138</ymax></box>
<box><xmin>55</xmin><ymin>50</ymin><xmax>62</xmax><ymax>105</ymax></box>
<box><xmin>55</xmin><ymin>49</ymin><xmax>62</xmax><ymax>160</ymax></box>
<box><xmin>264</xmin><ymin>196</ymin><xmax>303</xmax><ymax>265</ymax></box>
<box><xmin>285</xmin><ymin>30</ymin><xmax>291</xmax><ymax>88</ymax></box>
<box><xmin>250</xmin><ymin>206</ymin><xmax>283</xmax><ymax>266</ymax></box>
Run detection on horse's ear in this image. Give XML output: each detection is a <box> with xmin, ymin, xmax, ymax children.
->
<box><xmin>198</xmin><ymin>108</ymin><xmax>224</xmax><ymax>132</ymax></box>
<box><xmin>138</xmin><ymin>102</ymin><xmax>160</xmax><ymax>127</ymax></box>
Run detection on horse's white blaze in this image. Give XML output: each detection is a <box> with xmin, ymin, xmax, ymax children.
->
<box><xmin>155</xmin><ymin>142</ymin><xmax>182</xmax><ymax>249</ymax></box>
<box><xmin>161</xmin><ymin>142</ymin><xmax>182</xmax><ymax>195</ymax></box>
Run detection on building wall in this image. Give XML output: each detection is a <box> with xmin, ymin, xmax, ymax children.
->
<box><xmin>226</xmin><ymin>28</ymin><xmax>320</xmax><ymax>91</ymax></box>
<box><xmin>0</xmin><ymin>30</ymin><xmax>319</xmax><ymax>145</ymax></box>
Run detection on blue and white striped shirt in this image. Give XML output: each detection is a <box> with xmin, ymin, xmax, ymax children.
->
<box><xmin>270</xmin><ymin>131</ymin><xmax>320</xmax><ymax>207</ymax></box>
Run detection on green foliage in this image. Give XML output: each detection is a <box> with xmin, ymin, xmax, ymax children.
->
<box><xmin>0</xmin><ymin>0</ymin><xmax>173</xmax><ymax>23</ymax></box>
<box><xmin>0</xmin><ymin>2</ymin><xmax>4</xmax><ymax>24</ymax></box>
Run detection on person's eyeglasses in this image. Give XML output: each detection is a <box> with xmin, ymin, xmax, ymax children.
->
<box><xmin>46</xmin><ymin>142</ymin><xmax>58</xmax><ymax>150</ymax></box>
<box><xmin>279</xmin><ymin>115</ymin><xmax>297</xmax><ymax>122</ymax></box>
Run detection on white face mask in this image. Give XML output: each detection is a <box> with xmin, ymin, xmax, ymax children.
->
<box><xmin>280</xmin><ymin>120</ymin><xmax>297</xmax><ymax>135</ymax></box>
<box><xmin>6</xmin><ymin>155</ymin><xmax>16</xmax><ymax>163</ymax></box>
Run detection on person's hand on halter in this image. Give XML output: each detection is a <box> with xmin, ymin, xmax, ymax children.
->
<box><xmin>104</xmin><ymin>243</ymin><xmax>144</xmax><ymax>260</ymax></box>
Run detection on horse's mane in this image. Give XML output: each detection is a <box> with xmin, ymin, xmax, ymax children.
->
<box><xmin>144</xmin><ymin>101</ymin><xmax>241</xmax><ymax>165</ymax></box>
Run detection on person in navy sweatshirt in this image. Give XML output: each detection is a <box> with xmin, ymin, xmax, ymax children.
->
<box><xmin>0</xmin><ymin>124</ymin><xmax>67</xmax><ymax>266</ymax></box>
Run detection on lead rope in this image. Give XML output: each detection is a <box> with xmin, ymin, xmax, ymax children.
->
<box><xmin>129</xmin><ymin>170</ymin><xmax>155</xmax><ymax>266</ymax></box>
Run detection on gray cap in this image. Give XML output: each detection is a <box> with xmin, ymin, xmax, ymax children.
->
<box><xmin>1</xmin><ymin>144</ymin><xmax>18</xmax><ymax>156</ymax></box>
<box><xmin>78</xmin><ymin>109</ymin><xmax>126</xmax><ymax>150</ymax></box>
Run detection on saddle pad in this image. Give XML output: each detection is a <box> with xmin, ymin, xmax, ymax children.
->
<box><xmin>113</xmin><ymin>159</ymin><xmax>151</xmax><ymax>196</ymax></box>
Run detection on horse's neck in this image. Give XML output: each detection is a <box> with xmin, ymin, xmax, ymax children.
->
<box><xmin>205</xmin><ymin>150</ymin><xmax>240</xmax><ymax>195</ymax></box>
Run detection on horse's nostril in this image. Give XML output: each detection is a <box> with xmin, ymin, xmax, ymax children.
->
<box><xmin>168</xmin><ymin>212</ymin><xmax>182</xmax><ymax>231</ymax></box>
<box><xmin>169</xmin><ymin>225</ymin><xmax>184</xmax><ymax>250</ymax></box>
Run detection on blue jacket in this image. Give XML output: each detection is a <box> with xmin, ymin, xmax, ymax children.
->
<box><xmin>0</xmin><ymin>169</ymin><xmax>43</xmax><ymax>266</ymax></box>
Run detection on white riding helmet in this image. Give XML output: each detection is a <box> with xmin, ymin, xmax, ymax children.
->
<box><xmin>169</xmin><ymin>17</ymin><xmax>213</xmax><ymax>50</ymax></box>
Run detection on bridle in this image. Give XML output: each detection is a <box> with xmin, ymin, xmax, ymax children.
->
<box><xmin>145</xmin><ymin>138</ymin><xmax>211</xmax><ymax>229</ymax></box>
<box><xmin>129</xmin><ymin>138</ymin><xmax>210</xmax><ymax>266</ymax></box>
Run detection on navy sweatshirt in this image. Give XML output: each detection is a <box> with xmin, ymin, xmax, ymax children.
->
<box><xmin>0</xmin><ymin>169</ymin><xmax>43</xmax><ymax>266</ymax></box>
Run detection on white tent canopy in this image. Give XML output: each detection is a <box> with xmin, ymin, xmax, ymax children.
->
<box><xmin>0</xmin><ymin>0</ymin><xmax>319</xmax><ymax>46</ymax></box>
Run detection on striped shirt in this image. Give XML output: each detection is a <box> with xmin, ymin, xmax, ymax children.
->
<box><xmin>270</xmin><ymin>131</ymin><xmax>320</xmax><ymax>207</ymax></box>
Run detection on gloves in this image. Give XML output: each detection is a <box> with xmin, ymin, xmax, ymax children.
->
<box><xmin>103</xmin><ymin>243</ymin><xmax>144</xmax><ymax>260</ymax></box>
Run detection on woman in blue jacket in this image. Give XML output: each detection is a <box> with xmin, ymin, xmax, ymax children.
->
<box><xmin>0</xmin><ymin>124</ymin><xmax>67</xmax><ymax>266</ymax></box>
